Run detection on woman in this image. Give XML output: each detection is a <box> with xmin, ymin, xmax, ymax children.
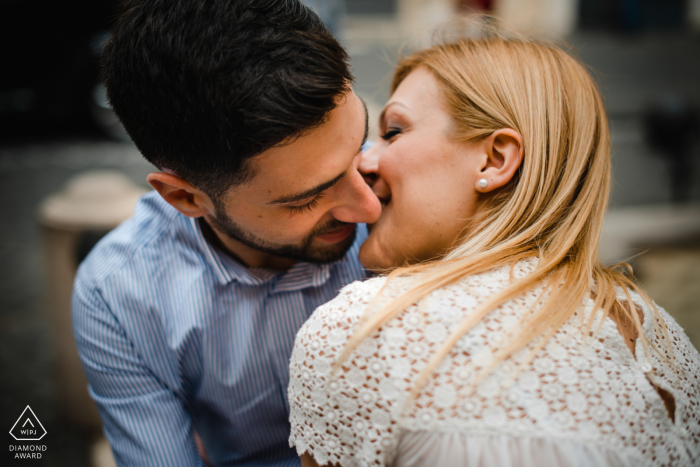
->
<box><xmin>287</xmin><ymin>29</ymin><xmax>700</xmax><ymax>467</ymax></box>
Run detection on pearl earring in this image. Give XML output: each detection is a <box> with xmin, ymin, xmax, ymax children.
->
<box><xmin>478</xmin><ymin>178</ymin><xmax>488</xmax><ymax>189</ymax></box>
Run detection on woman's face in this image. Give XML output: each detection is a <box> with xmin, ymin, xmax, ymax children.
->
<box><xmin>358</xmin><ymin>67</ymin><xmax>487</xmax><ymax>271</ymax></box>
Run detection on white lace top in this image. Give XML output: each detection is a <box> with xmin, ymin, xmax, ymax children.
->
<box><xmin>288</xmin><ymin>260</ymin><xmax>700</xmax><ymax>467</ymax></box>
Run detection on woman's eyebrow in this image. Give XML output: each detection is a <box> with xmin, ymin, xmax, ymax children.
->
<box><xmin>378</xmin><ymin>101</ymin><xmax>408</xmax><ymax>125</ymax></box>
<box><xmin>267</xmin><ymin>171</ymin><xmax>346</xmax><ymax>205</ymax></box>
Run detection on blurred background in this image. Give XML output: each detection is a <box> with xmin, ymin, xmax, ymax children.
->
<box><xmin>1</xmin><ymin>0</ymin><xmax>699</xmax><ymax>465</ymax></box>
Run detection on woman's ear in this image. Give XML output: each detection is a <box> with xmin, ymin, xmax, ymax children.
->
<box><xmin>475</xmin><ymin>128</ymin><xmax>524</xmax><ymax>192</ymax></box>
<box><xmin>147</xmin><ymin>172</ymin><xmax>215</xmax><ymax>218</ymax></box>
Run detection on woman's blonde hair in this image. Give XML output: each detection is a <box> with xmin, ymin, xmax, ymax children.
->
<box><xmin>336</xmin><ymin>23</ymin><xmax>674</xmax><ymax>404</ymax></box>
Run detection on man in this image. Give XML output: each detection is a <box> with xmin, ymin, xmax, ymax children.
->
<box><xmin>72</xmin><ymin>0</ymin><xmax>380</xmax><ymax>465</ymax></box>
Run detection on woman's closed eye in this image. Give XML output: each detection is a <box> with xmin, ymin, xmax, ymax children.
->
<box><xmin>380</xmin><ymin>127</ymin><xmax>402</xmax><ymax>141</ymax></box>
<box><xmin>287</xmin><ymin>192</ymin><xmax>326</xmax><ymax>214</ymax></box>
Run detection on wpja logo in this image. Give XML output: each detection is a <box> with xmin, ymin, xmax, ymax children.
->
<box><xmin>8</xmin><ymin>406</ymin><xmax>47</xmax><ymax>460</ymax></box>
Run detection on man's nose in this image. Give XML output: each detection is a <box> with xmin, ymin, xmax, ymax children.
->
<box><xmin>330</xmin><ymin>168</ymin><xmax>381</xmax><ymax>224</ymax></box>
<box><xmin>359</xmin><ymin>143</ymin><xmax>380</xmax><ymax>186</ymax></box>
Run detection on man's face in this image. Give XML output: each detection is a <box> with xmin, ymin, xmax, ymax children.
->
<box><xmin>207</xmin><ymin>90</ymin><xmax>382</xmax><ymax>264</ymax></box>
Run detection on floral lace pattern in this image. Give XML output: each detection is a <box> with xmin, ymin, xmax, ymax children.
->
<box><xmin>289</xmin><ymin>260</ymin><xmax>700</xmax><ymax>467</ymax></box>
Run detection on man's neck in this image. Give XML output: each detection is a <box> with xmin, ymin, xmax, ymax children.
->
<box><xmin>197</xmin><ymin>218</ymin><xmax>297</xmax><ymax>271</ymax></box>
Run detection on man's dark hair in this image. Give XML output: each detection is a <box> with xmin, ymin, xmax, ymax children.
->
<box><xmin>103</xmin><ymin>0</ymin><xmax>352</xmax><ymax>199</ymax></box>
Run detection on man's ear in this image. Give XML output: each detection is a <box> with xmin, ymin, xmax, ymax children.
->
<box><xmin>147</xmin><ymin>172</ymin><xmax>214</xmax><ymax>218</ymax></box>
<box><xmin>476</xmin><ymin>128</ymin><xmax>524</xmax><ymax>192</ymax></box>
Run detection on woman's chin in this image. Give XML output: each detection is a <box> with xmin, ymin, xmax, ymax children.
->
<box><xmin>358</xmin><ymin>239</ymin><xmax>394</xmax><ymax>273</ymax></box>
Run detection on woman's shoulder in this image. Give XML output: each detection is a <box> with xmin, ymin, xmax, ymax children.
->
<box><xmin>297</xmin><ymin>276</ymin><xmax>389</xmax><ymax>333</ymax></box>
<box><xmin>295</xmin><ymin>260</ymin><xmax>516</xmax><ymax>342</ymax></box>
<box><xmin>288</xmin><ymin>274</ymin><xmax>402</xmax><ymax>466</ymax></box>
<box><xmin>439</xmin><ymin>256</ymin><xmax>540</xmax><ymax>300</ymax></box>
<box><xmin>295</xmin><ymin>258</ymin><xmax>541</xmax><ymax>357</ymax></box>
<box><xmin>292</xmin><ymin>276</ymin><xmax>395</xmax><ymax>368</ymax></box>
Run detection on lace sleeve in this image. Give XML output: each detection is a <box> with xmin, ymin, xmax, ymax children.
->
<box><xmin>289</xmin><ymin>277</ymin><xmax>399</xmax><ymax>467</ymax></box>
<box><xmin>614</xmin><ymin>287</ymin><xmax>700</xmax><ymax>460</ymax></box>
<box><xmin>633</xmin><ymin>291</ymin><xmax>700</xmax><ymax>454</ymax></box>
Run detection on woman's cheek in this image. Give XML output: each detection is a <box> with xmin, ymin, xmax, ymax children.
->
<box><xmin>359</xmin><ymin>234</ymin><xmax>392</xmax><ymax>271</ymax></box>
<box><xmin>359</xmin><ymin>210</ymin><xmax>396</xmax><ymax>270</ymax></box>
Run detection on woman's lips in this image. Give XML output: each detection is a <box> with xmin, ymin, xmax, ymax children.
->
<box><xmin>316</xmin><ymin>224</ymin><xmax>355</xmax><ymax>243</ymax></box>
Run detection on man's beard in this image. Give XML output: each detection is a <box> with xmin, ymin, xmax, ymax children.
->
<box><xmin>209</xmin><ymin>207</ymin><xmax>357</xmax><ymax>264</ymax></box>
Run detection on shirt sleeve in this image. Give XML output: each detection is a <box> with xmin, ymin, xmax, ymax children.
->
<box><xmin>288</xmin><ymin>278</ymin><xmax>402</xmax><ymax>467</ymax></box>
<box><xmin>72</xmin><ymin>276</ymin><xmax>203</xmax><ymax>467</ymax></box>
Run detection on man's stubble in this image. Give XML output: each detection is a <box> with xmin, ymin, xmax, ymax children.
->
<box><xmin>208</xmin><ymin>205</ymin><xmax>357</xmax><ymax>264</ymax></box>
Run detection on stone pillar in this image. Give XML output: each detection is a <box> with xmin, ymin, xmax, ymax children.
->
<box><xmin>494</xmin><ymin>0</ymin><xmax>579</xmax><ymax>38</ymax></box>
<box><xmin>397</xmin><ymin>0</ymin><xmax>456</xmax><ymax>39</ymax></box>
<box><xmin>39</xmin><ymin>171</ymin><xmax>147</xmax><ymax>431</ymax></box>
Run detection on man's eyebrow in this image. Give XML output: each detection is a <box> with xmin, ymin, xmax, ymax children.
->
<box><xmin>268</xmin><ymin>171</ymin><xmax>346</xmax><ymax>205</ymax></box>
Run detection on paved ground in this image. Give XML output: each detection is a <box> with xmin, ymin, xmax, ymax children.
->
<box><xmin>1</xmin><ymin>28</ymin><xmax>699</xmax><ymax>466</ymax></box>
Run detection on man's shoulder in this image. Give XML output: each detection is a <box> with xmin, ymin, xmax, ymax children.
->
<box><xmin>75</xmin><ymin>191</ymin><xmax>187</xmax><ymax>290</ymax></box>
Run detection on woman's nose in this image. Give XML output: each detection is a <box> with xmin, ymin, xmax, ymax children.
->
<box><xmin>359</xmin><ymin>143</ymin><xmax>380</xmax><ymax>186</ymax></box>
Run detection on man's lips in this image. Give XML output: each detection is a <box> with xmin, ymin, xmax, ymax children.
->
<box><xmin>316</xmin><ymin>224</ymin><xmax>355</xmax><ymax>243</ymax></box>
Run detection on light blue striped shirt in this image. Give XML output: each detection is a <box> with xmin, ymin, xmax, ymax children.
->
<box><xmin>72</xmin><ymin>191</ymin><xmax>369</xmax><ymax>466</ymax></box>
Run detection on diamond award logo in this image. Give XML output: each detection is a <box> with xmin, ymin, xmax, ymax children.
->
<box><xmin>9</xmin><ymin>406</ymin><xmax>46</xmax><ymax>441</ymax></box>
